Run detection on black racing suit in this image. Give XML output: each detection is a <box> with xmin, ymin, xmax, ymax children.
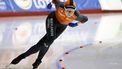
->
<box><xmin>11</xmin><ymin>11</ymin><xmax>67</xmax><ymax>68</ymax></box>
<box><xmin>11</xmin><ymin>1</ymin><xmax>88</xmax><ymax>69</ymax></box>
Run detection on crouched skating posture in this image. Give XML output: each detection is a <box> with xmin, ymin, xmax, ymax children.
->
<box><xmin>10</xmin><ymin>0</ymin><xmax>88</xmax><ymax>69</ymax></box>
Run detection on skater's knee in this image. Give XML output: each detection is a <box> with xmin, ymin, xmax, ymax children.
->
<box><xmin>24</xmin><ymin>45</ymin><xmax>41</xmax><ymax>56</ymax></box>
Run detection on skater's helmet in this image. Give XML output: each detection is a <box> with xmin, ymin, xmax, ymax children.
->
<box><xmin>65</xmin><ymin>0</ymin><xmax>76</xmax><ymax>9</ymax></box>
<box><xmin>64</xmin><ymin>0</ymin><xmax>76</xmax><ymax>17</ymax></box>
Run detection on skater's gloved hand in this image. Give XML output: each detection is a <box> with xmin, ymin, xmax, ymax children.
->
<box><xmin>68</xmin><ymin>23</ymin><xmax>78</xmax><ymax>27</ymax></box>
<box><xmin>47</xmin><ymin>2</ymin><xmax>52</xmax><ymax>9</ymax></box>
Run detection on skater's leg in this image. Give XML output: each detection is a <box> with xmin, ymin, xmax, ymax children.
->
<box><xmin>32</xmin><ymin>17</ymin><xmax>67</xmax><ymax>69</ymax></box>
<box><xmin>32</xmin><ymin>42</ymin><xmax>51</xmax><ymax>69</ymax></box>
<box><xmin>32</xmin><ymin>16</ymin><xmax>55</xmax><ymax>68</ymax></box>
<box><xmin>10</xmin><ymin>34</ymin><xmax>47</xmax><ymax>65</ymax></box>
<box><xmin>32</xmin><ymin>26</ymin><xmax>67</xmax><ymax>68</ymax></box>
<box><xmin>32</xmin><ymin>37</ymin><xmax>55</xmax><ymax>69</ymax></box>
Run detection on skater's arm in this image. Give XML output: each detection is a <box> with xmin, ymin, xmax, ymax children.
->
<box><xmin>74</xmin><ymin>10</ymin><xmax>88</xmax><ymax>23</ymax></box>
<box><xmin>68</xmin><ymin>11</ymin><xmax>88</xmax><ymax>27</ymax></box>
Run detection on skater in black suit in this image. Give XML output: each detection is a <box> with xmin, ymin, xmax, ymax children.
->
<box><xmin>10</xmin><ymin>0</ymin><xmax>88</xmax><ymax>69</ymax></box>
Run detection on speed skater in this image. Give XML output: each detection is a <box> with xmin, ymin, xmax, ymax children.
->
<box><xmin>10</xmin><ymin>0</ymin><xmax>88</xmax><ymax>69</ymax></box>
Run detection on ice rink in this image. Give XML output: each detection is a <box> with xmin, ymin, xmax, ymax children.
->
<box><xmin>0</xmin><ymin>13</ymin><xmax>122</xmax><ymax>69</ymax></box>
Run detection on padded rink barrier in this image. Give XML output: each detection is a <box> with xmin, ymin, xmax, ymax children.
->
<box><xmin>1</xmin><ymin>0</ymin><xmax>122</xmax><ymax>16</ymax></box>
<box><xmin>0</xmin><ymin>0</ymin><xmax>102</xmax><ymax>16</ymax></box>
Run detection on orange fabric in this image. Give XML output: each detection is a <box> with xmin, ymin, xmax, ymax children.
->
<box><xmin>55</xmin><ymin>7</ymin><xmax>77</xmax><ymax>25</ymax></box>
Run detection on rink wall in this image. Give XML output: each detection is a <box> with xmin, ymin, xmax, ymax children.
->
<box><xmin>0</xmin><ymin>0</ymin><xmax>122</xmax><ymax>16</ymax></box>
